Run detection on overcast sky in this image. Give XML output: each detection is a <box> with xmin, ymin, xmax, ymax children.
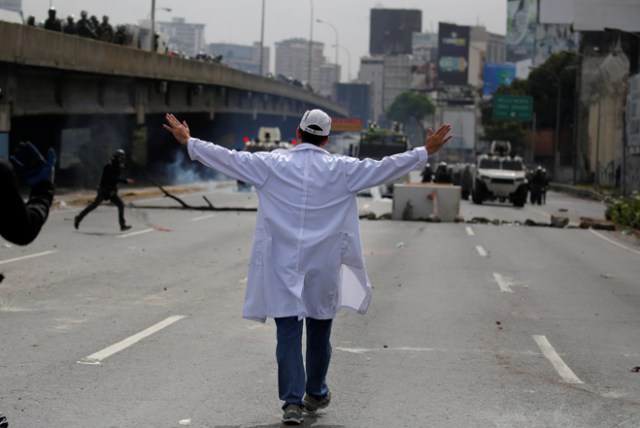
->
<box><xmin>22</xmin><ymin>0</ymin><xmax>507</xmax><ymax>80</ymax></box>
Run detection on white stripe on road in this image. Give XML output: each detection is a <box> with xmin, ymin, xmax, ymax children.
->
<box><xmin>465</xmin><ymin>226</ymin><xmax>475</xmax><ymax>236</ymax></box>
<box><xmin>0</xmin><ymin>250</ymin><xmax>57</xmax><ymax>266</ymax></box>
<box><xmin>529</xmin><ymin>207</ymin><xmax>550</xmax><ymax>219</ymax></box>
<box><xmin>533</xmin><ymin>335</ymin><xmax>583</xmax><ymax>384</ymax></box>
<box><xmin>476</xmin><ymin>245</ymin><xmax>488</xmax><ymax>257</ymax></box>
<box><xmin>493</xmin><ymin>272</ymin><xmax>513</xmax><ymax>293</ymax></box>
<box><xmin>589</xmin><ymin>229</ymin><xmax>640</xmax><ymax>256</ymax></box>
<box><xmin>78</xmin><ymin>315</ymin><xmax>185</xmax><ymax>365</ymax></box>
<box><xmin>190</xmin><ymin>213</ymin><xmax>217</xmax><ymax>222</ymax></box>
<box><xmin>116</xmin><ymin>228</ymin><xmax>155</xmax><ymax>238</ymax></box>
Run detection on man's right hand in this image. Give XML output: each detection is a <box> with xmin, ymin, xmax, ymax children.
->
<box><xmin>424</xmin><ymin>124</ymin><xmax>452</xmax><ymax>155</ymax></box>
<box><xmin>10</xmin><ymin>142</ymin><xmax>56</xmax><ymax>187</ymax></box>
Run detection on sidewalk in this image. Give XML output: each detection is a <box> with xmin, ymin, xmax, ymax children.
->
<box><xmin>51</xmin><ymin>183</ymin><xmax>210</xmax><ymax>209</ymax></box>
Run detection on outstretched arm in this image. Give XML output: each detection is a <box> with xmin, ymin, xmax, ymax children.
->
<box><xmin>163</xmin><ymin>113</ymin><xmax>191</xmax><ymax>146</ymax></box>
<box><xmin>424</xmin><ymin>124</ymin><xmax>452</xmax><ymax>155</ymax></box>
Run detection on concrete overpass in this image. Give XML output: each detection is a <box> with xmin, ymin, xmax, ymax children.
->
<box><xmin>0</xmin><ymin>21</ymin><xmax>348</xmax><ymax>186</ymax></box>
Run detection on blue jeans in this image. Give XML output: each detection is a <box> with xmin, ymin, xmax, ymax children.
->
<box><xmin>275</xmin><ymin>317</ymin><xmax>332</xmax><ymax>408</ymax></box>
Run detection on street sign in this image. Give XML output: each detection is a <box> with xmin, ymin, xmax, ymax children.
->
<box><xmin>492</xmin><ymin>95</ymin><xmax>533</xmax><ymax>121</ymax></box>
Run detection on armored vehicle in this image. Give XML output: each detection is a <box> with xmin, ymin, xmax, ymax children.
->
<box><xmin>471</xmin><ymin>141</ymin><xmax>528</xmax><ymax>207</ymax></box>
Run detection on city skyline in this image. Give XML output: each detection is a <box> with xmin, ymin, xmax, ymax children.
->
<box><xmin>18</xmin><ymin>0</ymin><xmax>507</xmax><ymax>81</ymax></box>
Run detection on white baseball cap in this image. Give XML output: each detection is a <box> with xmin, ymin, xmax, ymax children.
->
<box><xmin>299</xmin><ymin>109</ymin><xmax>331</xmax><ymax>136</ymax></box>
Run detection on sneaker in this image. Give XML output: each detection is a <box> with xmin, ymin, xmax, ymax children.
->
<box><xmin>74</xmin><ymin>216</ymin><xmax>80</xmax><ymax>230</ymax></box>
<box><xmin>303</xmin><ymin>391</ymin><xmax>331</xmax><ymax>413</ymax></box>
<box><xmin>0</xmin><ymin>412</ymin><xmax>8</xmax><ymax>428</ymax></box>
<box><xmin>120</xmin><ymin>225</ymin><xmax>132</xmax><ymax>231</ymax></box>
<box><xmin>282</xmin><ymin>404</ymin><xmax>304</xmax><ymax>425</ymax></box>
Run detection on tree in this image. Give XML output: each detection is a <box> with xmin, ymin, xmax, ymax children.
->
<box><xmin>387</xmin><ymin>91</ymin><xmax>435</xmax><ymax>123</ymax></box>
<box><xmin>480</xmin><ymin>52</ymin><xmax>579</xmax><ymax>155</ymax></box>
<box><xmin>480</xmin><ymin>78</ymin><xmax>529</xmax><ymax>153</ymax></box>
<box><xmin>386</xmin><ymin>91</ymin><xmax>435</xmax><ymax>142</ymax></box>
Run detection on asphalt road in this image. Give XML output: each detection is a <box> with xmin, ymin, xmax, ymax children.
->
<box><xmin>1</xmin><ymin>185</ymin><xmax>639</xmax><ymax>428</ymax></box>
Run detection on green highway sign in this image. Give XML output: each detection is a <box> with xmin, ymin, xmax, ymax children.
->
<box><xmin>492</xmin><ymin>95</ymin><xmax>533</xmax><ymax>121</ymax></box>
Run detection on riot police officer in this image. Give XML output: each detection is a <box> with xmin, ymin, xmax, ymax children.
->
<box><xmin>74</xmin><ymin>149</ymin><xmax>134</xmax><ymax>231</ymax></box>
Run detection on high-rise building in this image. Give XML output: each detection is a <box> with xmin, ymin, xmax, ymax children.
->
<box><xmin>274</xmin><ymin>38</ymin><xmax>325</xmax><ymax>89</ymax></box>
<box><xmin>358</xmin><ymin>55</ymin><xmax>412</xmax><ymax>123</ymax></box>
<box><xmin>0</xmin><ymin>0</ymin><xmax>21</xmax><ymax>13</ymax></box>
<box><xmin>358</xmin><ymin>57</ymin><xmax>384</xmax><ymax>123</ymax></box>
<box><xmin>411</xmin><ymin>32</ymin><xmax>439</xmax><ymax>91</ymax></box>
<box><xmin>369</xmin><ymin>9</ymin><xmax>422</xmax><ymax>55</ymax></box>
<box><xmin>209</xmin><ymin>42</ymin><xmax>270</xmax><ymax>75</ymax></box>
<box><xmin>335</xmin><ymin>83</ymin><xmax>372</xmax><ymax>124</ymax></box>
<box><xmin>155</xmin><ymin>17</ymin><xmax>206</xmax><ymax>57</ymax></box>
<box><xmin>382</xmin><ymin>55</ymin><xmax>413</xmax><ymax>113</ymax></box>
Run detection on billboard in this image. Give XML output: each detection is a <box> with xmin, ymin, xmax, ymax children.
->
<box><xmin>539</xmin><ymin>0</ymin><xmax>640</xmax><ymax>32</ymax></box>
<box><xmin>573</xmin><ymin>0</ymin><xmax>640</xmax><ymax>32</ymax></box>
<box><xmin>534</xmin><ymin>23</ymin><xmax>578</xmax><ymax>66</ymax></box>
<box><xmin>437</xmin><ymin>23</ymin><xmax>470</xmax><ymax>86</ymax></box>
<box><xmin>506</xmin><ymin>0</ymin><xmax>538</xmax><ymax>63</ymax></box>
<box><xmin>370</xmin><ymin>9</ymin><xmax>422</xmax><ymax>55</ymax></box>
<box><xmin>483</xmin><ymin>63</ymin><xmax>516</xmax><ymax>99</ymax></box>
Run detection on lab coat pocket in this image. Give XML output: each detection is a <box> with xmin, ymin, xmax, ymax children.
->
<box><xmin>340</xmin><ymin>232</ymin><xmax>364</xmax><ymax>269</ymax></box>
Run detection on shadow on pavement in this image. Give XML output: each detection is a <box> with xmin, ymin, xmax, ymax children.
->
<box><xmin>213</xmin><ymin>415</ymin><xmax>346</xmax><ymax>428</ymax></box>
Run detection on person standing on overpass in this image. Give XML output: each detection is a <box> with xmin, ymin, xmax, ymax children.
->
<box><xmin>164</xmin><ymin>110</ymin><xmax>451</xmax><ymax>425</ymax></box>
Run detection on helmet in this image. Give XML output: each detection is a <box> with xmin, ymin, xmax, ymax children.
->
<box><xmin>112</xmin><ymin>149</ymin><xmax>126</xmax><ymax>160</ymax></box>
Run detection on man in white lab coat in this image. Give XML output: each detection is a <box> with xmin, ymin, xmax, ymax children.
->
<box><xmin>164</xmin><ymin>110</ymin><xmax>451</xmax><ymax>425</ymax></box>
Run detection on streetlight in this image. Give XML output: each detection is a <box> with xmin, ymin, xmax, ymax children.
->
<box><xmin>529</xmin><ymin>63</ymin><xmax>576</xmax><ymax>178</ymax></box>
<box><xmin>260</xmin><ymin>0</ymin><xmax>265</xmax><ymax>75</ymax></box>
<box><xmin>149</xmin><ymin>3</ymin><xmax>172</xmax><ymax>52</ymax></box>
<box><xmin>332</xmin><ymin>44</ymin><xmax>351</xmax><ymax>81</ymax></box>
<box><xmin>316</xmin><ymin>18</ymin><xmax>339</xmax><ymax>82</ymax></box>
<box><xmin>308</xmin><ymin>0</ymin><xmax>313</xmax><ymax>84</ymax></box>
<box><xmin>150</xmin><ymin>0</ymin><xmax>155</xmax><ymax>51</ymax></box>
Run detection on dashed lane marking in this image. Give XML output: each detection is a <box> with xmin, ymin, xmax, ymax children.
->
<box><xmin>190</xmin><ymin>213</ymin><xmax>217</xmax><ymax>222</ymax></box>
<box><xmin>476</xmin><ymin>245</ymin><xmax>488</xmax><ymax>257</ymax></box>
<box><xmin>533</xmin><ymin>335</ymin><xmax>583</xmax><ymax>384</ymax></box>
<box><xmin>465</xmin><ymin>226</ymin><xmax>475</xmax><ymax>236</ymax></box>
<box><xmin>77</xmin><ymin>315</ymin><xmax>185</xmax><ymax>365</ymax></box>
<box><xmin>589</xmin><ymin>229</ymin><xmax>640</xmax><ymax>256</ymax></box>
<box><xmin>0</xmin><ymin>250</ymin><xmax>58</xmax><ymax>266</ymax></box>
<box><xmin>493</xmin><ymin>272</ymin><xmax>513</xmax><ymax>293</ymax></box>
<box><xmin>116</xmin><ymin>228</ymin><xmax>155</xmax><ymax>238</ymax></box>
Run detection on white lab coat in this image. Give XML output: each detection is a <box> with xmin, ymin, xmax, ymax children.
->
<box><xmin>187</xmin><ymin>138</ymin><xmax>428</xmax><ymax>322</ymax></box>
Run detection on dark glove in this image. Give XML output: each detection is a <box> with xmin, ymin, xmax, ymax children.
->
<box><xmin>10</xmin><ymin>142</ymin><xmax>56</xmax><ymax>187</ymax></box>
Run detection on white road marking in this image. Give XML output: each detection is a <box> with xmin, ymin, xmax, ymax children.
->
<box><xmin>533</xmin><ymin>335</ymin><xmax>583</xmax><ymax>384</ymax></box>
<box><xmin>335</xmin><ymin>346</ymin><xmax>540</xmax><ymax>356</ymax></box>
<box><xmin>77</xmin><ymin>315</ymin><xmax>185</xmax><ymax>365</ymax></box>
<box><xmin>116</xmin><ymin>228</ymin><xmax>155</xmax><ymax>238</ymax></box>
<box><xmin>337</xmin><ymin>346</ymin><xmax>436</xmax><ymax>354</ymax></box>
<box><xmin>190</xmin><ymin>213</ymin><xmax>216</xmax><ymax>222</ymax></box>
<box><xmin>529</xmin><ymin>207</ymin><xmax>550</xmax><ymax>218</ymax></box>
<box><xmin>465</xmin><ymin>226</ymin><xmax>475</xmax><ymax>236</ymax></box>
<box><xmin>476</xmin><ymin>245</ymin><xmax>488</xmax><ymax>257</ymax></box>
<box><xmin>493</xmin><ymin>272</ymin><xmax>513</xmax><ymax>293</ymax></box>
<box><xmin>0</xmin><ymin>250</ymin><xmax>57</xmax><ymax>266</ymax></box>
<box><xmin>589</xmin><ymin>229</ymin><xmax>640</xmax><ymax>256</ymax></box>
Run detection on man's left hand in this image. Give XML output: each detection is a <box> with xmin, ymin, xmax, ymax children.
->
<box><xmin>163</xmin><ymin>113</ymin><xmax>191</xmax><ymax>146</ymax></box>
